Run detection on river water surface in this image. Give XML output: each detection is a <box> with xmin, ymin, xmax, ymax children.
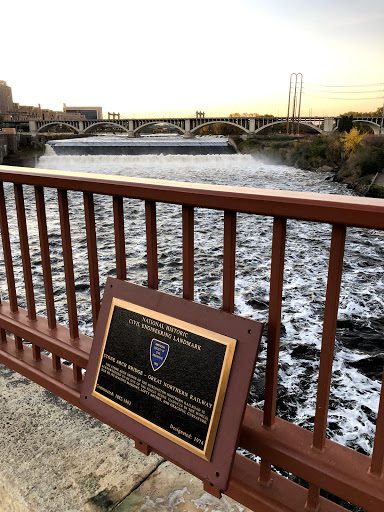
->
<box><xmin>2</xmin><ymin>135</ymin><xmax>383</xmax><ymax>464</ymax></box>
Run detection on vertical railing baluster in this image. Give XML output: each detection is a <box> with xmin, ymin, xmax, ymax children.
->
<box><xmin>35</xmin><ymin>186</ymin><xmax>56</xmax><ymax>330</ymax></box>
<box><xmin>84</xmin><ymin>193</ymin><xmax>100</xmax><ymax>330</ymax></box>
<box><xmin>145</xmin><ymin>201</ymin><xmax>158</xmax><ymax>290</ymax></box>
<box><xmin>15</xmin><ymin>336</ymin><xmax>23</xmax><ymax>351</ymax></box>
<box><xmin>261</xmin><ymin>217</ymin><xmax>286</xmax><ymax>485</ymax></box>
<box><xmin>313</xmin><ymin>225</ymin><xmax>346</xmax><ymax>450</ymax></box>
<box><xmin>182</xmin><ymin>206</ymin><xmax>194</xmax><ymax>300</ymax></box>
<box><xmin>0</xmin><ymin>182</ymin><xmax>18</xmax><ymax>312</ymax></box>
<box><xmin>32</xmin><ymin>344</ymin><xmax>41</xmax><ymax>361</ymax></box>
<box><xmin>52</xmin><ymin>354</ymin><xmax>61</xmax><ymax>371</ymax></box>
<box><xmin>263</xmin><ymin>217</ymin><xmax>287</xmax><ymax>427</ymax></box>
<box><xmin>73</xmin><ymin>364</ymin><xmax>82</xmax><ymax>383</ymax></box>
<box><xmin>370</xmin><ymin>370</ymin><xmax>384</xmax><ymax>477</ymax></box>
<box><xmin>222</xmin><ymin>211</ymin><xmax>236</xmax><ymax>313</ymax></box>
<box><xmin>0</xmin><ymin>328</ymin><xmax>6</xmax><ymax>343</ymax></box>
<box><xmin>113</xmin><ymin>196</ymin><xmax>126</xmax><ymax>281</ymax></box>
<box><xmin>305</xmin><ymin>483</ymin><xmax>321</xmax><ymax>512</ymax></box>
<box><xmin>14</xmin><ymin>184</ymin><xmax>36</xmax><ymax>321</ymax></box>
<box><xmin>307</xmin><ymin>225</ymin><xmax>346</xmax><ymax>507</ymax></box>
<box><xmin>58</xmin><ymin>189</ymin><xmax>79</xmax><ymax>340</ymax></box>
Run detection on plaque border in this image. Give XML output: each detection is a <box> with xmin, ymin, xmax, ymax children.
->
<box><xmin>91</xmin><ymin>297</ymin><xmax>237</xmax><ymax>461</ymax></box>
<box><xmin>81</xmin><ymin>277</ymin><xmax>263</xmax><ymax>491</ymax></box>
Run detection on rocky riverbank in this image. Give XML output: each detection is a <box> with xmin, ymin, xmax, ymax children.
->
<box><xmin>235</xmin><ymin>133</ymin><xmax>384</xmax><ymax>197</ymax></box>
<box><xmin>1</xmin><ymin>133</ymin><xmax>89</xmax><ymax>167</ymax></box>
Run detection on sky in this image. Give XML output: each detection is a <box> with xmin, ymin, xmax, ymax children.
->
<box><xmin>2</xmin><ymin>0</ymin><xmax>384</xmax><ymax>118</ymax></box>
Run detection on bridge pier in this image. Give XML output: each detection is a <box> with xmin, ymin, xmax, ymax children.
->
<box><xmin>248</xmin><ymin>118</ymin><xmax>256</xmax><ymax>134</ymax></box>
<box><xmin>183</xmin><ymin>119</ymin><xmax>194</xmax><ymax>138</ymax></box>
<box><xmin>127</xmin><ymin>120</ymin><xmax>135</xmax><ymax>138</ymax></box>
<box><xmin>323</xmin><ymin>118</ymin><xmax>335</xmax><ymax>133</ymax></box>
<box><xmin>29</xmin><ymin>121</ymin><xmax>38</xmax><ymax>134</ymax></box>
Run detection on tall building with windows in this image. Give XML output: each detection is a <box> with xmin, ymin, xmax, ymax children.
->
<box><xmin>0</xmin><ymin>81</ymin><xmax>14</xmax><ymax>113</ymax></box>
<box><xmin>0</xmin><ymin>80</ymin><xmax>101</xmax><ymax>122</ymax></box>
<box><xmin>63</xmin><ymin>104</ymin><xmax>103</xmax><ymax>120</ymax></box>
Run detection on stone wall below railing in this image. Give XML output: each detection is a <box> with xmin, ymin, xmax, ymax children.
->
<box><xmin>0</xmin><ymin>364</ymin><xmax>249</xmax><ymax>512</ymax></box>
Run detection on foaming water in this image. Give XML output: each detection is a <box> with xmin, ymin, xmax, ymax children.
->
<box><xmin>1</xmin><ymin>140</ymin><xmax>382</xmax><ymax>460</ymax></box>
<box><xmin>38</xmin><ymin>150</ymin><xmax>349</xmax><ymax>194</ymax></box>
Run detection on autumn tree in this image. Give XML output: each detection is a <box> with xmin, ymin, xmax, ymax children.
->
<box><xmin>340</xmin><ymin>128</ymin><xmax>365</xmax><ymax>155</ymax></box>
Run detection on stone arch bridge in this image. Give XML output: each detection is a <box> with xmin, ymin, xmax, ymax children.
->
<box><xmin>29</xmin><ymin>116</ymin><xmax>383</xmax><ymax>137</ymax></box>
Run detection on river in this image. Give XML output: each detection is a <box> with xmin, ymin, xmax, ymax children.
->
<box><xmin>2</xmin><ymin>135</ymin><xmax>383</xmax><ymax>465</ymax></box>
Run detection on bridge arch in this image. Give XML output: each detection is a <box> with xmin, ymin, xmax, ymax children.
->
<box><xmin>254</xmin><ymin>120</ymin><xmax>323</xmax><ymax>134</ymax></box>
<box><xmin>83</xmin><ymin>122</ymin><xmax>129</xmax><ymax>134</ymax></box>
<box><xmin>190</xmin><ymin>120</ymin><xmax>248</xmax><ymax>135</ymax></box>
<box><xmin>351</xmin><ymin>120</ymin><xmax>380</xmax><ymax>135</ymax></box>
<box><xmin>133</xmin><ymin>122</ymin><xmax>185</xmax><ymax>135</ymax></box>
<box><xmin>36</xmin><ymin>122</ymin><xmax>80</xmax><ymax>134</ymax></box>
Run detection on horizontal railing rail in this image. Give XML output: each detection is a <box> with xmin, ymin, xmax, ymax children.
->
<box><xmin>0</xmin><ymin>165</ymin><xmax>383</xmax><ymax>228</ymax></box>
<box><xmin>0</xmin><ymin>165</ymin><xmax>383</xmax><ymax>512</ymax></box>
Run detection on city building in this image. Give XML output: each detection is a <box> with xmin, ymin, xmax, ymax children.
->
<box><xmin>63</xmin><ymin>104</ymin><xmax>103</xmax><ymax>120</ymax></box>
<box><xmin>0</xmin><ymin>81</ymin><xmax>14</xmax><ymax>113</ymax></box>
<box><xmin>3</xmin><ymin>104</ymin><xmax>85</xmax><ymax>122</ymax></box>
<box><xmin>0</xmin><ymin>80</ymin><xmax>91</xmax><ymax>122</ymax></box>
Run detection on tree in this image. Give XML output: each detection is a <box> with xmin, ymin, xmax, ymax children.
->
<box><xmin>338</xmin><ymin>115</ymin><xmax>353</xmax><ymax>133</ymax></box>
<box><xmin>340</xmin><ymin>128</ymin><xmax>365</xmax><ymax>155</ymax></box>
<box><xmin>340</xmin><ymin>107</ymin><xmax>383</xmax><ymax>117</ymax></box>
<box><xmin>229</xmin><ymin>113</ymin><xmax>274</xmax><ymax>118</ymax></box>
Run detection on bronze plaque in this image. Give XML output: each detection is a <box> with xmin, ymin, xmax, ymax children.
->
<box><xmin>91</xmin><ymin>298</ymin><xmax>235</xmax><ymax>460</ymax></box>
<box><xmin>82</xmin><ymin>278</ymin><xmax>263</xmax><ymax>490</ymax></box>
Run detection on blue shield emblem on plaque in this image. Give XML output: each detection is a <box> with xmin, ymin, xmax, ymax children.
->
<box><xmin>150</xmin><ymin>339</ymin><xmax>169</xmax><ymax>371</ymax></box>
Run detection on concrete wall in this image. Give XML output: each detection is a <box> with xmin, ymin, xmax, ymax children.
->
<box><xmin>0</xmin><ymin>364</ymin><xmax>249</xmax><ymax>512</ymax></box>
<box><xmin>0</xmin><ymin>134</ymin><xmax>7</xmax><ymax>164</ymax></box>
<box><xmin>0</xmin><ymin>132</ymin><xmax>20</xmax><ymax>163</ymax></box>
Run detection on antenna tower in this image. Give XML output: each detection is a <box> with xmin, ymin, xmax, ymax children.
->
<box><xmin>287</xmin><ymin>73</ymin><xmax>303</xmax><ymax>135</ymax></box>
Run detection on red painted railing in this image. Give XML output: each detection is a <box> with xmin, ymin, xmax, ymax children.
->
<box><xmin>0</xmin><ymin>165</ymin><xmax>383</xmax><ymax>511</ymax></box>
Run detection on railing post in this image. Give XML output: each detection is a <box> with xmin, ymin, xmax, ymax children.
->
<box><xmin>370</xmin><ymin>369</ymin><xmax>384</xmax><ymax>477</ymax></box>
<box><xmin>14</xmin><ymin>184</ymin><xmax>36</xmax><ymax>321</ymax></box>
<box><xmin>263</xmin><ymin>217</ymin><xmax>287</xmax><ymax>428</ymax></box>
<box><xmin>84</xmin><ymin>193</ymin><xmax>100</xmax><ymax>330</ymax></box>
<box><xmin>113</xmin><ymin>196</ymin><xmax>126</xmax><ymax>281</ymax></box>
<box><xmin>35</xmin><ymin>186</ymin><xmax>56</xmax><ymax>330</ymax></box>
<box><xmin>145</xmin><ymin>201</ymin><xmax>158</xmax><ymax>290</ymax></box>
<box><xmin>0</xmin><ymin>182</ymin><xmax>18</xmax><ymax>312</ymax></box>
<box><xmin>260</xmin><ymin>217</ymin><xmax>286</xmax><ymax>485</ymax></box>
<box><xmin>58</xmin><ymin>189</ymin><xmax>79</xmax><ymax>341</ymax></box>
<box><xmin>182</xmin><ymin>206</ymin><xmax>194</xmax><ymax>300</ymax></box>
<box><xmin>313</xmin><ymin>225</ymin><xmax>346</xmax><ymax>451</ymax></box>
<box><xmin>223</xmin><ymin>211</ymin><xmax>236</xmax><ymax>313</ymax></box>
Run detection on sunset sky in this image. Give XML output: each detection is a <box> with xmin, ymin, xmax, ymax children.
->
<box><xmin>2</xmin><ymin>0</ymin><xmax>384</xmax><ymax>118</ymax></box>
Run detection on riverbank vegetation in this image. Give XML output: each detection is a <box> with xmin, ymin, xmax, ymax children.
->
<box><xmin>237</xmin><ymin>130</ymin><xmax>384</xmax><ymax>197</ymax></box>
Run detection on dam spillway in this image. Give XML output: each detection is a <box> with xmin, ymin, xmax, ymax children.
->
<box><xmin>47</xmin><ymin>135</ymin><xmax>237</xmax><ymax>156</ymax></box>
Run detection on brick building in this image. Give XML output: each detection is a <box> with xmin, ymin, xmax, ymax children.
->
<box><xmin>0</xmin><ymin>81</ymin><xmax>14</xmax><ymax>114</ymax></box>
<box><xmin>0</xmin><ymin>80</ymin><xmax>88</xmax><ymax>122</ymax></box>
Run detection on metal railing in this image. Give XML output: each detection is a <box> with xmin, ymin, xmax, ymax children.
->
<box><xmin>0</xmin><ymin>164</ymin><xmax>383</xmax><ymax>511</ymax></box>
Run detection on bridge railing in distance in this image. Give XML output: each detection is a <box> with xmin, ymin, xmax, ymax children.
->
<box><xmin>0</xmin><ymin>165</ymin><xmax>383</xmax><ymax>512</ymax></box>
